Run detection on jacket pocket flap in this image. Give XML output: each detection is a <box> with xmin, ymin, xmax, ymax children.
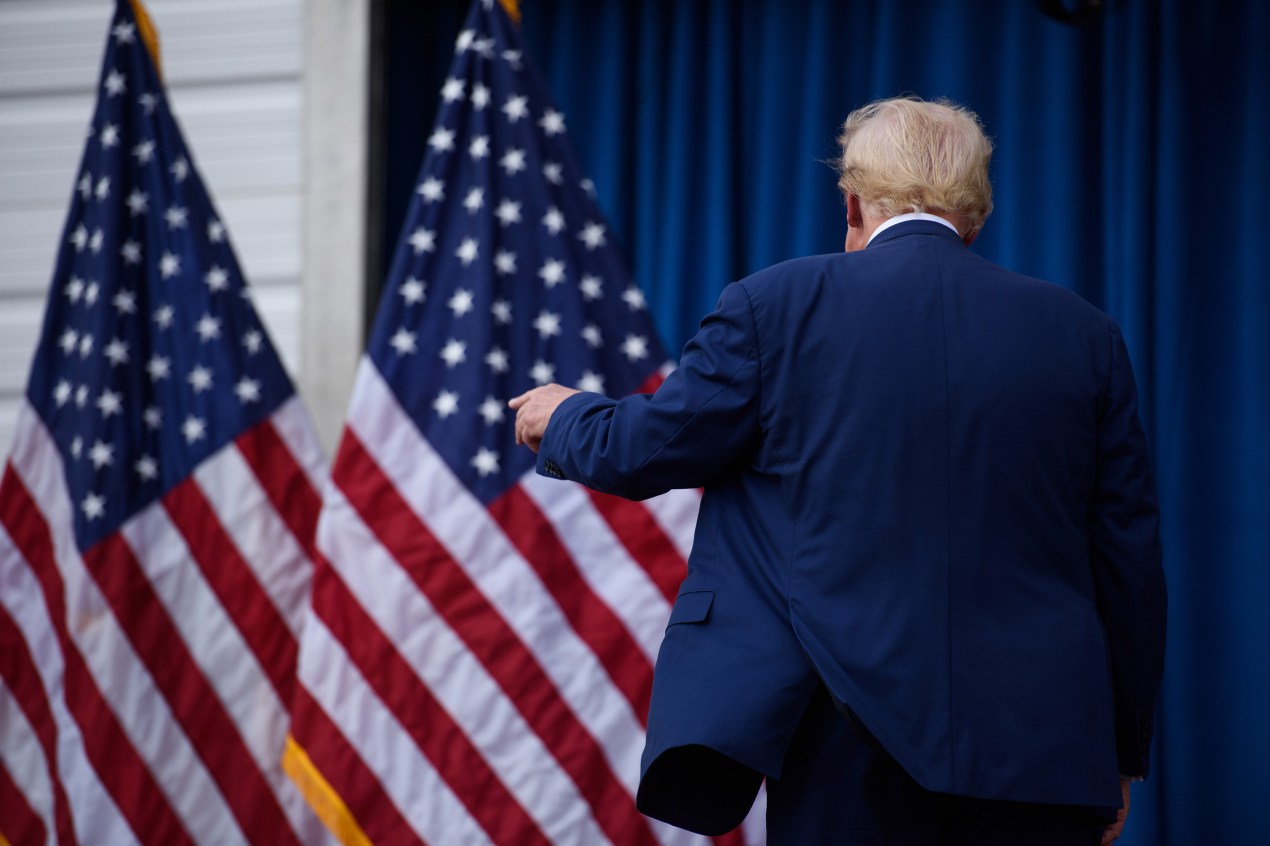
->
<box><xmin>668</xmin><ymin>590</ymin><xmax>715</xmax><ymax>625</ymax></box>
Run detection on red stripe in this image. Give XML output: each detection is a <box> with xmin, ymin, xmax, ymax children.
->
<box><xmin>0</xmin><ymin>604</ymin><xmax>78</xmax><ymax>846</ymax></box>
<box><xmin>586</xmin><ymin>490</ymin><xmax>687</xmax><ymax>603</ymax></box>
<box><xmin>635</xmin><ymin>370</ymin><xmax>666</xmax><ymax>395</ymax></box>
<box><xmin>0</xmin><ymin>756</ymin><xmax>47</xmax><ymax>846</ymax></box>
<box><xmin>288</xmin><ymin>684</ymin><xmax>426</xmax><ymax>846</ymax></box>
<box><xmin>489</xmin><ymin>485</ymin><xmax>654</xmax><ymax>721</ymax></box>
<box><xmin>235</xmin><ymin>418</ymin><xmax>321</xmax><ymax>563</ymax></box>
<box><xmin>82</xmin><ymin>531</ymin><xmax>301</xmax><ymax>846</ymax></box>
<box><xmin>0</xmin><ymin>465</ymin><xmax>195</xmax><ymax>846</ymax></box>
<box><xmin>162</xmin><ymin>476</ymin><xmax>297</xmax><ymax>706</ymax></box>
<box><xmin>712</xmin><ymin>827</ymin><xmax>747</xmax><ymax>846</ymax></box>
<box><xmin>309</xmin><ymin>556</ymin><xmax>549</xmax><ymax>846</ymax></box>
<box><xmin>334</xmin><ymin>430</ymin><xmax>659</xmax><ymax>846</ymax></box>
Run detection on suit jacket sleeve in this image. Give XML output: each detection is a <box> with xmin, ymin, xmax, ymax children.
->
<box><xmin>536</xmin><ymin>281</ymin><xmax>761</xmax><ymax>500</ymax></box>
<box><xmin>1089</xmin><ymin>320</ymin><xmax>1168</xmax><ymax>779</ymax></box>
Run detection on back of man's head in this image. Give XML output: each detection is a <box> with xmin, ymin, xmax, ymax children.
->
<box><xmin>837</xmin><ymin>96</ymin><xmax>994</xmax><ymax>237</ymax></box>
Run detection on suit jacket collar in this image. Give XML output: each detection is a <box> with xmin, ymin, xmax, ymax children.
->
<box><xmin>866</xmin><ymin>218</ymin><xmax>966</xmax><ymax>249</ymax></box>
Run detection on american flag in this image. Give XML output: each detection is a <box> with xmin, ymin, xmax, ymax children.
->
<box><xmin>283</xmin><ymin>1</ymin><xmax>759</xmax><ymax>844</ymax></box>
<box><xmin>0</xmin><ymin>1</ymin><xmax>332</xmax><ymax>843</ymax></box>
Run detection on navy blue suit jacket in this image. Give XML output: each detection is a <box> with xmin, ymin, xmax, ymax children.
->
<box><xmin>536</xmin><ymin>221</ymin><xmax>1167</xmax><ymax>834</ymax></box>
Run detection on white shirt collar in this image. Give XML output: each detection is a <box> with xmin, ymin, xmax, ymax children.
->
<box><xmin>867</xmin><ymin>212</ymin><xmax>960</xmax><ymax>245</ymax></box>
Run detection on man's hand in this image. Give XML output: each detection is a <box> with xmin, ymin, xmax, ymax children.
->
<box><xmin>509</xmin><ymin>383</ymin><xmax>579</xmax><ymax>453</ymax></box>
<box><xmin>1100</xmin><ymin>777</ymin><xmax>1132</xmax><ymax>845</ymax></box>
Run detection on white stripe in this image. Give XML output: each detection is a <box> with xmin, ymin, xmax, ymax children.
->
<box><xmin>7</xmin><ymin>407</ymin><xmax>249</xmax><ymax>846</ymax></box>
<box><xmin>0</xmin><ymin>675</ymin><xmax>55</xmax><ymax>846</ymax></box>
<box><xmin>641</xmin><ymin>487</ymin><xmax>701</xmax><ymax>562</ymax></box>
<box><xmin>0</xmin><ymin>514</ymin><xmax>139</xmax><ymax>846</ymax></box>
<box><xmin>347</xmin><ymin>359</ymin><xmax>648</xmax><ymax>790</ymax></box>
<box><xmin>119</xmin><ymin>504</ymin><xmax>330</xmax><ymax>846</ymax></box>
<box><xmin>296</xmin><ymin>613</ymin><xmax>496</xmax><ymax>846</ymax></box>
<box><xmin>269</xmin><ymin>395</ymin><xmax>331</xmax><ymax>496</ymax></box>
<box><xmin>194</xmin><ymin>437</ymin><xmax>313</xmax><ymax>639</ymax></box>
<box><xmin>519</xmin><ymin>472</ymin><xmax>671</xmax><ymax>662</ymax></box>
<box><xmin>317</xmin><ymin>482</ymin><xmax>610</xmax><ymax>845</ymax></box>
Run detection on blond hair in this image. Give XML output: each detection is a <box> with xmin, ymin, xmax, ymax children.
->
<box><xmin>837</xmin><ymin>96</ymin><xmax>994</xmax><ymax>236</ymax></box>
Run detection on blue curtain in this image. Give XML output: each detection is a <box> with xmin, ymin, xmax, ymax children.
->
<box><xmin>383</xmin><ymin>2</ymin><xmax>1270</xmax><ymax>842</ymax></box>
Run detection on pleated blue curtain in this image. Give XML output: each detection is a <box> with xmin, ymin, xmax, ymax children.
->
<box><xmin>384</xmin><ymin>2</ymin><xmax>1270</xmax><ymax>842</ymax></box>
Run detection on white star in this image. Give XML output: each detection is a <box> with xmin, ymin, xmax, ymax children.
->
<box><xmin>188</xmin><ymin>365</ymin><xmax>214</xmax><ymax>393</ymax></box>
<box><xmin>170</xmin><ymin>157</ymin><xmax>189</xmax><ymax>183</ymax></box>
<box><xmin>534</xmin><ymin>311</ymin><xmax>562</xmax><ymax>338</ymax></box>
<box><xmin>542</xmin><ymin>161</ymin><xmax>563</xmax><ymax>184</ymax></box>
<box><xmin>501</xmin><ymin>49</ymin><xmax>522</xmax><ymax>69</ymax></box>
<box><xmin>428</xmin><ymin>127</ymin><xmax>455</xmax><ymax>153</ymax></box>
<box><xmin>577</xmin><ymin>371</ymin><xmax>605</xmax><ymax>394</ymax></box>
<box><xmin>582</xmin><ymin>323</ymin><xmax>603</xmax><ymax>348</ymax></box>
<box><xmin>485</xmin><ymin>347</ymin><xmax>510</xmax><ymax>373</ymax></box>
<box><xmin>99</xmin><ymin>124</ymin><xmax>119</xmax><ymax>150</ymax></box>
<box><xmin>69</xmin><ymin>225</ymin><xmax>88</xmax><ymax>251</ymax></box>
<box><xmin>205</xmin><ymin>265</ymin><xmax>229</xmax><ymax>292</ymax></box>
<box><xmin>448</xmin><ymin>288</ymin><xmax>475</xmax><ymax>316</ymax></box>
<box><xmin>417</xmin><ymin>177</ymin><xmax>445</xmax><ymax>203</ymax></box>
<box><xmin>478</xmin><ymin>396</ymin><xmax>505</xmax><ymax>425</ymax></box>
<box><xmin>440</xmin><ymin>339</ymin><xmax>467</xmax><ymax>367</ymax></box>
<box><xmin>471</xmin><ymin>84</ymin><xmax>491</xmax><ymax>109</ymax></box>
<box><xmin>581</xmin><ymin>178</ymin><xmax>596</xmax><ymax>197</ymax></box>
<box><xmin>144</xmin><ymin>406</ymin><xmax>162</xmax><ymax>429</ymax></box>
<box><xmin>147</xmin><ymin>355</ymin><xmax>171</xmax><ymax>380</ymax></box>
<box><xmin>113</xmin><ymin>21</ymin><xmax>136</xmax><ymax>44</ymax></box>
<box><xmin>622</xmin><ymin>334</ymin><xmax>650</xmax><ymax>361</ymax></box>
<box><xmin>75</xmin><ymin>386</ymin><xmax>89</xmax><ymax>408</ymax></box>
<box><xmin>433</xmin><ymin>390</ymin><xmax>459</xmax><ymax>419</ymax></box>
<box><xmin>539</xmin><ymin>109</ymin><xmax>566</xmax><ymax>136</ymax></box>
<box><xmin>65</xmin><ymin>277</ymin><xmax>84</xmax><ymax>303</ymax></box>
<box><xmin>538</xmin><ymin>259</ymin><xmax>566</xmax><ymax>288</ymax></box>
<box><xmin>78</xmin><ymin>334</ymin><xmax>94</xmax><ymax>358</ymax></box>
<box><xmin>469</xmin><ymin>136</ymin><xmax>490</xmax><ymax>160</ymax></box>
<box><xmin>78</xmin><ymin>173</ymin><xmax>92</xmax><ymax>199</ymax></box>
<box><xmin>471</xmin><ymin>448</ymin><xmax>500</xmax><ymax>477</ymax></box>
<box><xmin>440</xmin><ymin>77</ymin><xmax>465</xmax><ymax>102</ymax></box>
<box><xmin>82</xmin><ymin>492</ymin><xmax>106</xmax><ymax>520</ymax></box>
<box><xmin>70</xmin><ymin>437</ymin><xmax>83</xmax><ymax>458</ymax></box>
<box><xmin>580</xmin><ymin>275</ymin><xmax>603</xmax><ymax>301</ymax></box>
<box><xmin>113</xmin><ymin>289</ymin><xmax>137</xmax><ymax>314</ymax></box>
<box><xmin>455</xmin><ymin>29</ymin><xmax>475</xmax><ymax>52</ymax></box>
<box><xmin>139</xmin><ymin>92</ymin><xmax>157</xmax><ymax>114</ymax></box>
<box><xmin>473</xmin><ymin>37</ymin><xmax>495</xmax><ymax>58</ymax></box>
<box><xmin>235</xmin><ymin>377</ymin><xmax>261</xmax><ymax>403</ymax></box>
<box><xmin>243</xmin><ymin>329</ymin><xmax>263</xmax><ymax>354</ymax></box>
<box><xmin>400</xmin><ymin>277</ymin><xmax>426</xmax><ymax>305</ymax></box>
<box><xmin>622</xmin><ymin>286</ymin><xmax>647</xmax><ymax>310</ymax></box>
<box><xmin>104</xmin><ymin>70</ymin><xmax>126</xmax><ymax>97</ymax></box>
<box><xmin>96</xmin><ymin>388</ymin><xmax>123</xmax><ymax>417</ymax></box>
<box><xmin>182</xmin><ymin>415</ymin><xmax>206</xmax><ymax>444</ymax></box>
<box><xmin>502</xmin><ymin>96</ymin><xmax>528</xmax><ymax>122</ymax></box>
<box><xmin>89</xmin><ymin>440</ymin><xmax>114</xmax><ymax>469</ymax></box>
<box><xmin>543</xmin><ymin>207</ymin><xmax>565</xmax><ymax>235</ymax></box>
<box><xmin>126</xmin><ymin>190</ymin><xmax>148</xmax><ymax>216</ymax></box>
<box><xmin>89</xmin><ymin>229</ymin><xmax>103</xmax><ymax>253</ymax></box>
<box><xmin>494</xmin><ymin>250</ymin><xmax>517</xmax><ymax>276</ymax></box>
<box><xmin>53</xmin><ymin>381</ymin><xmax>72</xmax><ymax>406</ymax></box>
<box><xmin>94</xmin><ymin>176</ymin><xmax>111</xmax><ymax>199</ymax></box>
<box><xmin>121</xmin><ymin>240</ymin><xmax>142</xmax><ymax>265</ymax></box>
<box><xmin>154</xmin><ymin>304</ymin><xmax>174</xmax><ymax>328</ymax></box>
<box><xmin>409</xmin><ymin>227</ymin><xmax>435</xmax><ymax>254</ymax></box>
<box><xmin>132</xmin><ymin>140</ymin><xmax>155</xmax><ymax>164</ymax></box>
<box><xmin>495</xmin><ymin>199</ymin><xmax>521</xmax><ymax>226</ymax></box>
<box><xmin>58</xmin><ymin>329</ymin><xmax>78</xmax><ymax>354</ymax></box>
<box><xmin>530</xmin><ymin>360</ymin><xmax>556</xmax><ymax>385</ymax></box>
<box><xmin>389</xmin><ymin>328</ymin><xmax>417</xmax><ymax>355</ymax></box>
<box><xmin>500</xmin><ymin>148</ymin><xmax>527</xmax><ymax>175</ymax></box>
<box><xmin>135</xmin><ymin>455</ymin><xmax>158</xmax><ymax>481</ymax></box>
<box><xmin>84</xmin><ymin>281</ymin><xmax>99</xmax><ymax>305</ymax></box>
<box><xmin>491</xmin><ymin>299</ymin><xmax>512</xmax><ymax>324</ymax></box>
<box><xmin>165</xmin><ymin>206</ymin><xmax>188</xmax><ymax>229</ymax></box>
<box><xmin>159</xmin><ymin>251</ymin><xmax>181</xmax><ymax>279</ymax></box>
<box><xmin>195</xmin><ymin>314</ymin><xmax>221</xmax><ymax>341</ymax></box>
<box><xmin>455</xmin><ymin>238</ymin><xmax>479</xmax><ymax>266</ymax></box>
<box><xmin>208</xmin><ymin>219</ymin><xmax>225</xmax><ymax>242</ymax></box>
<box><xmin>463</xmin><ymin>187</ymin><xmax>484</xmax><ymax>213</ymax></box>
<box><xmin>104</xmin><ymin>338</ymin><xmax>129</xmax><ymax>366</ymax></box>
<box><xmin>579</xmin><ymin>221</ymin><xmax>607</xmax><ymax>250</ymax></box>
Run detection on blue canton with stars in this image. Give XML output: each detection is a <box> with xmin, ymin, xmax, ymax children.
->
<box><xmin>25</xmin><ymin>0</ymin><xmax>295</xmax><ymax>552</ymax></box>
<box><xmin>368</xmin><ymin>0</ymin><xmax>669</xmax><ymax>505</ymax></box>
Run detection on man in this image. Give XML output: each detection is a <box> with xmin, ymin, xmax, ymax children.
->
<box><xmin>511</xmin><ymin>96</ymin><xmax>1166</xmax><ymax>845</ymax></box>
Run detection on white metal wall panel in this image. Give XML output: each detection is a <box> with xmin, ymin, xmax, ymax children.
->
<box><xmin>0</xmin><ymin>0</ymin><xmax>304</xmax><ymax>461</ymax></box>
